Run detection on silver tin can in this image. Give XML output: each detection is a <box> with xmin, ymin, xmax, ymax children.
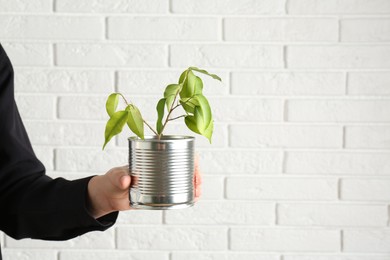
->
<box><xmin>128</xmin><ymin>135</ymin><xmax>195</xmax><ymax>210</ymax></box>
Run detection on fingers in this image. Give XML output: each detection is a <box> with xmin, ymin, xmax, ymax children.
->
<box><xmin>194</xmin><ymin>153</ymin><xmax>202</xmax><ymax>201</ymax></box>
<box><xmin>119</xmin><ymin>175</ymin><xmax>131</xmax><ymax>190</ymax></box>
<box><xmin>108</xmin><ymin>166</ymin><xmax>131</xmax><ymax>191</ymax></box>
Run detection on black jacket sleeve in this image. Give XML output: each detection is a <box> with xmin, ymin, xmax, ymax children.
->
<box><xmin>0</xmin><ymin>43</ymin><xmax>118</xmax><ymax>240</ymax></box>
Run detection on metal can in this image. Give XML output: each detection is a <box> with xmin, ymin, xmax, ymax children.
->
<box><xmin>128</xmin><ymin>135</ymin><xmax>195</xmax><ymax>210</ymax></box>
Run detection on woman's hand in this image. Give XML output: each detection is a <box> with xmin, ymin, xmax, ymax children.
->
<box><xmin>87</xmin><ymin>158</ymin><xmax>202</xmax><ymax>219</ymax></box>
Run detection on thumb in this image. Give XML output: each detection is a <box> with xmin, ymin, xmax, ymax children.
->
<box><xmin>119</xmin><ymin>174</ymin><xmax>131</xmax><ymax>190</ymax></box>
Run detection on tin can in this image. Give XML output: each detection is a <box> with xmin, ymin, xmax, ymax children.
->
<box><xmin>128</xmin><ymin>135</ymin><xmax>195</xmax><ymax>210</ymax></box>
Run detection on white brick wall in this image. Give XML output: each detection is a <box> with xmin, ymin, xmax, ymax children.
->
<box><xmin>1</xmin><ymin>0</ymin><xmax>390</xmax><ymax>259</ymax></box>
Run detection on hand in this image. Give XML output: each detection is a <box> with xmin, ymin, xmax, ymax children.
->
<box><xmin>87</xmin><ymin>158</ymin><xmax>202</xmax><ymax>219</ymax></box>
<box><xmin>87</xmin><ymin>166</ymin><xmax>132</xmax><ymax>219</ymax></box>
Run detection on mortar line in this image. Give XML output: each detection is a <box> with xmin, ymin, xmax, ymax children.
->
<box><xmin>342</xmin><ymin>126</ymin><xmax>347</xmax><ymax>149</ymax></box>
<box><xmin>338</xmin><ymin>18</ymin><xmax>342</xmax><ymax>42</ymax></box>
<box><xmin>114</xmin><ymin>71</ymin><xmax>119</xmax><ymax>92</ymax></box>
<box><xmin>220</xmin><ymin>17</ymin><xmax>225</xmax><ymax>42</ymax></box>
<box><xmin>167</xmin><ymin>45</ymin><xmax>171</xmax><ymax>67</ymax></box>
<box><xmin>52</xmin><ymin>0</ymin><xmax>56</xmax><ymax>13</ymax></box>
<box><xmin>51</xmin><ymin>43</ymin><xmax>56</xmax><ymax>67</ymax></box>
<box><xmin>284</xmin><ymin>0</ymin><xmax>288</xmax><ymax>15</ymax></box>
<box><xmin>168</xmin><ymin>0</ymin><xmax>173</xmax><ymax>13</ymax></box>
<box><xmin>345</xmin><ymin>71</ymin><xmax>349</xmax><ymax>95</ymax></box>
<box><xmin>104</xmin><ymin>17</ymin><xmax>109</xmax><ymax>40</ymax></box>
<box><xmin>337</xmin><ymin>178</ymin><xmax>342</xmax><ymax>200</ymax></box>
<box><xmin>387</xmin><ymin>205</ymin><xmax>390</xmax><ymax>226</ymax></box>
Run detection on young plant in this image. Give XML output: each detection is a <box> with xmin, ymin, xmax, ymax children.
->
<box><xmin>102</xmin><ymin>67</ymin><xmax>221</xmax><ymax>150</ymax></box>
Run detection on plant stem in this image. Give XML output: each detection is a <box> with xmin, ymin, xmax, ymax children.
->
<box><xmin>158</xmin><ymin>91</ymin><xmax>181</xmax><ymax>138</ymax></box>
<box><xmin>143</xmin><ymin>120</ymin><xmax>158</xmax><ymax>136</ymax></box>
<box><xmin>119</xmin><ymin>93</ymin><xmax>131</xmax><ymax>106</ymax></box>
<box><xmin>168</xmin><ymin>115</ymin><xmax>186</xmax><ymax>121</ymax></box>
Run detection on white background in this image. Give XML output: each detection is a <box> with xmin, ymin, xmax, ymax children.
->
<box><xmin>1</xmin><ymin>0</ymin><xmax>390</xmax><ymax>259</ymax></box>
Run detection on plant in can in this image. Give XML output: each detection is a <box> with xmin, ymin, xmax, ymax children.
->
<box><xmin>102</xmin><ymin>67</ymin><xmax>221</xmax><ymax>149</ymax></box>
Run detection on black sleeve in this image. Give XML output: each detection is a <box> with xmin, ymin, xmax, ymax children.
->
<box><xmin>0</xmin><ymin>43</ymin><xmax>118</xmax><ymax>240</ymax></box>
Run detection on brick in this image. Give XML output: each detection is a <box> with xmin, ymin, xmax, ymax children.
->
<box><xmin>345</xmin><ymin>126</ymin><xmax>390</xmax><ymax>149</ymax></box>
<box><xmin>109</xmin><ymin>17</ymin><xmax>217</xmax><ymax>41</ymax></box>
<box><xmin>286</xmin><ymin>151</ymin><xmax>390</xmax><ymax>175</ymax></box>
<box><xmin>15</xmin><ymin>69</ymin><xmax>114</xmax><ymax>93</ymax></box>
<box><xmin>33</xmin><ymin>147</ymin><xmax>54</xmax><ymax>170</ymax></box>
<box><xmin>60</xmin><ymin>251</ymin><xmax>169</xmax><ymax>260</ymax></box>
<box><xmin>198</xmin><ymin>175</ymin><xmax>224</xmax><ymax>200</ymax></box>
<box><xmin>287</xmin><ymin>46</ymin><xmax>390</xmax><ymax>69</ymax></box>
<box><xmin>165</xmin><ymin>201</ymin><xmax>274</xmax><ymax>225</ymax></box>
<box><xmin>230</xmin><ymin>125</ymin><xmax>342</xmax><ymax>148</ymax></box>
<box><xmin>15</xmin><ymin>95</ymin><xmax>55</xmax><ymax>119</ymax></box>
<box><xmin>287</xmin><ymin>0</ymin><xmax>390</xmax><ymax>14</ymax></box>
<box><xmin>199</xmin><ymin>150</ymin><xmax>283</xmax><ymax>174</ymax></box>
<box><xmin>341</xmin><ymin>178</ymin><xmax>390</xmax><ymax>201</ymax></box>
<box><xmin>348</xmin><ymin>72</ymin><xmax>390</xmax><ymax>95</ymax></box>
<box><xmin>57</xmin><ymin>95</ymin><xmax>169</xmax><ymax>122</ymax></box>
<box><xmin>170</xmin><ymin>45</ymin><xmax>283</xmax><ymax>68</ymax></box>
<box><xmin>344</xmin><ymin>229</ymin><xmax>390</xmax><ymax>253</ymax></box>
<box><xmin>224</xmin><ymin>18</ymin><xmax>338</xmax><ymax>42</ymax></box>
<box><xmin>231</xmin><ymin>72</ymin><xmax>345</xmax><ymax>95</ymax></box>
<box><xmin>117</xmin><ymin>70</ymin><xmax>227</xmax><ymax>96</ymax></box>
<box><xmin>23</xmin><ymin>121</ymin><xmax>105</xmax><ymax>146</ymax></box>
<box><xmin>171</xmin><ymin>0</ymin><xmax>285</xmax><ymax>14</ymax></box>
<box><xmin>0</xmin><ymin>16</ymin><xmax>103</xmax><ymax>40</ymax></box>
<box><xmin>278</xmin><ymin>203</ymin><xmax>387</xmax><ymax>227</ymax></box>
<box><xmin>287</xmin><ymin>100</ymin><xmax>390</xmax><ymax>122</ymax></box>
<box><xmin>58</xmin><ymin>96</ymin><xmax>107</xmax><ymax>120</ymax></box>
<box><xmin>1</xmin><ymin>43</ymin><xmax>50</xmax><ymax>66</ymax></box>
<box><xmin>0</xmin><ymin>0</ymin><xmax>51</xmax><ymax>12</ymax></box>
<box><xmin>341</xmin><ymin>19</ymin><xmax>390</xmax><ymax>42</ymax></box>
<box><xmin>56</xmin><ymin>0</ymin><xmax>167</xmax><ymax>13</ymax></box>
<box><xmin>117</xmin><ymin>226</ymin><xmax>227</xmax><ymax>250</ymax></box>
<box><xmin>211</xmin><ymin>98</ymin><xmax>283</xmax><ymax>122</ymax></box>
<box><xmin>226</xmin><ymin>177</ymin><xmax>337</xmax><ymax>200</ymax></box>
<box><xmin>56</xmin><ymin>148</ymin><xmax>127</xmax><ymax>172</ymax></box>
<box><xmin>6</xmin><ymin>229</ymin><xmax>115</xmax><ymax>249</ymax></box>
<box><xmin>230</xmin><ymin>228</ymin><xmax>340</xmax><ymax>251</ymax></box>
<box><xmin>2</xmin><ymin>250</ymin><xmax>56</xmax><ymax>260</ymax></box>
<box><xmin>56</xmin><ymin>44</ymin><xmax>167</xmax><ymax>67</ymax></box>
<box><xmin>284</xmin><ymin>256</ymin><xmax>390</xmax><ymax>260</ymax></box>
<box><xmin>117</xmin><ymin>210</ymin><xmax>162</xmax><ymax>225</ymax></box>
<box><xmin>172</xmin><ymin>253</ymin><xmax>279</xmax><ymax>260</ymax></box>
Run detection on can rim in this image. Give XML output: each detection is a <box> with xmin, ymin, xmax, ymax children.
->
<box><xmin>128</xmin><ymin>135</ymin><xmax>194</xmax><ymax>142</ymax></box>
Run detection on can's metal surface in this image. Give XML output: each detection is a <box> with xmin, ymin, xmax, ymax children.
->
<box><xmin>128</xmin><ymin>135</ymin><xmax>195</xmax><ymax>210</ymax></box>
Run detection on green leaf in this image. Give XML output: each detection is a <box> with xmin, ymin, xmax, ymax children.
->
<box><xmin>184</xmin><ymin>115</ymin><xmax>201</xmax><ymax>135</ymax></box>
<box><xmin>106</xmin><ymin>93</ymin><xmax>120</xmax><ymax>117</ymax></box>
<box><xmin>194</xmin><ymin>94</ymin><xmax>212</xmax><ymax>130</ymax></box>
<box><xmin>179</xmin><ymin>70</ymin><xmax>189</xmax><ymax>84</ymax></box>
<box><xmin>179</xmin><ymin>71</ymin><xmax>203</xmax><ymax>99</ymax></box>
<box><xmin>180</xmin><ymin>97</ymin><xmax>199</xmax><ymax>114</ymax></box>
<box><xmin>189</xmin><ymin>67</ymin><xmax>222</xmax><ymax>81</ymax></box>
<box><xmin>164</xmin><ymin>84</ymin><xmax>181</xmax><ymax>98</ymax></box>
<box><xmin>126</xmin><ymin>105</ymin><xmax>144</xmax><ymax>139</ymax></box>
<box><xmin>103</xmin><ymin>110</ymin><xmax>129</xmax><ymax>150</ymax></box>
<box><xmin>194</xmin><ymin>106</ymin><xmax>205</xmax><ymax>131</ymax></box>
<box><xmin>203</xmin><ymin>119</ymin><xmax>214</xmax><ymax>143</ymax></box>
<box><xmin>164</xmin><ymin>84</ymin><xmax>181</xmax><ymax>110</ymax></box>
<box><xmin>156</xmin><ymin>98</ymin><xmax>166</xmax><ymax>134</ymax></box>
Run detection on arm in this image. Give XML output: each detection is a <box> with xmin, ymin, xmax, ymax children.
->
<box><xmin>0</xmin><ymin>44</ymin><xmax>117</xmax><ymax>240</ymax></box>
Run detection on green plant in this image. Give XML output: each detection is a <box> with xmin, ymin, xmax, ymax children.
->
<box><xmin>102</xmin><ymin>67</ymin><xmax>221</xmax><ymax>150</ymax></box>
